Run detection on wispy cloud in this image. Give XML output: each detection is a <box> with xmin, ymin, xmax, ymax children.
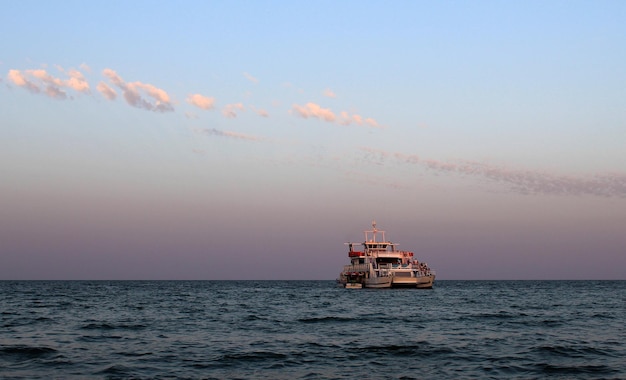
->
<box><xmin>8</xmin><ymin>64</ymin><xmax>390</xmax><ymax>130</ymax></box>
<box><xmin>243</xmin><ymin>72</ymin><xmax>258</xmax><ymax>84</ymax></box>
<box><xmin>7</xmin><ymin>66</ymin><xmax>90</xmax><ymax>99</ymax></box>
<box><xmin>101</xmin><ymin>68</ymin><xmax>174</xmax><ymax>112</ymax></box>
<box><xmin>292</xmin><ymin>102</ymin><xmax>336</xmax><ymax>122</ymax></box>
<box><xmin>56</xmin><ymin>66</ymin><xmax>90</xmax><ymax>93</ymax></box>
<box><xmin>8</xmin><ymin>69</ymin><xmax>40</xmax><ymax>93</ymax></box>
<box><xmin>293</xmin><ymin>102</ymin><xmax>382</xmax><ymax>128</ymax></box>
<box><xmin>96</xmin><ymin>81</ymin><xmax>117</xmax><ymax>100</ymax></box>
<box><xmin>251</xmin><ymin>106</ymin><xmax>269</xmax><ymax>117</ymax></box>
<box><xmin>359</xmin><ymin>147</ymin><xmax>626</xmax><ymax>197</ymax></box>
<box><xmin>195</xmin><ymin>128</ymin><xmax>262</xmax><ymax>141</ymax></box>
<box><xmin>323</xmin><ymin>88</ymin><xmax>336</xmax><ymax>98</ymax></box>
<box><xmin>338</xmin><ymin>112</ymin><xmax>381</xmax><ymax>128</ymax></box>
<box><xmin>222</xmin><ymin>103</ymin><xmax>244</xmax><ymax>118</ymax></box>
<box><xmin>186</xmin><ymin>93</ymin><xmax>215</xmax><ymax>110</ymax></box>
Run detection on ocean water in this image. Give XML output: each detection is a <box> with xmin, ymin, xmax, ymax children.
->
<box><xmin>1</xmin><ymin>281</ymin><xmax>625</xmax><ymax>379</ymax></box>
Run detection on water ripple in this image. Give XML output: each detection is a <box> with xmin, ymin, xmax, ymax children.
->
<box><xmin>0</xmin><ymin>280</ymin><xmax>624</xmax><ymax>379</ymax></box>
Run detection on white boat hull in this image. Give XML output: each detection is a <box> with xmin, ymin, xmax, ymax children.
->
<box><xmin>364</xmin><ymin>276</ymin><xmax>393</xmax><ymax>288</ymax></box>
<box><xmin>389</xmin><ymin>270</ymin><xmax>435</xmax><ymax>288</ymax></box>
<box><xmin>415</xmin><ymin>274</ymin><xmax>435</xmax><ymax>289</ymax></box>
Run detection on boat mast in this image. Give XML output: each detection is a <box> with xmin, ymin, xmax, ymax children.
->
<box><xmin>365</xmin><ymin>220</ymin><xmax>386</xmax><ymax>243</ymax></box>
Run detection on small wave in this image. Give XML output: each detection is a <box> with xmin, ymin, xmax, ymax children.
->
<box><xmin>222</xmin><ymin>351</ymin><xmax>288</xmax><ymax>362</ymax></box>
<box><xmin>96</xmin><ymin>364</ymin><xmax>133</xmax><ymax>376</ymax></box>
<box><xmin>592</xmin><ymin>312</ymin><xmax>615</xmax><ymax>319</ymax></box>
<box><xmin>0</xmin><ymin>345</ymin><xmax>57</xmax><ymax>358</ymax></box>
<box><xmin>356</xmin><ymin>343</ymin><xmax>454</xmax><ymax>358</ymax></box>
<box><xmin>77</xmin><ymin>335</ymin><xmax>124</xmax><ymax>342</ymax></box>
<box><xmin>535</xmin><ymin>362</ymin><xmax>618</xmax><ymax>376</ymax></box>
<box><xmin>243</xmin><ymin>314</ymin><xmax>267</xmax><ymax>321</ymax></box>
<box><xmin>2</xmin><ymin>317</ymin><xmax>51</xmax><ymax>328</ymax></box>
<box><xmin>81</xmin><ymin>322</ymin><xmax>116</xmax><ymax>330</ymax></box>
<box><xmin>114</xmin><ymin>351</ymin><xmax>153</xmax><ymax>357</ymax></box>
<box><xmin>80</xmin><ymin>322</ymin><xmax>147</xmax><ymax>330</ymax></box>
<box><xmin>534</xmin><ymin>345</ymin><xmax>613</xmax><ymax>359</ymax></box>
<box><xmin>298</xmin><ymin>316</ymin><xmax>357</xmax><ymax>324</ymax></box>
<box><xmin>463</xmin><ymin>311</ymin><xmax>519</xmax><ymax>320</ymax></box>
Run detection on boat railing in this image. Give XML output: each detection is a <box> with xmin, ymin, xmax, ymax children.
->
<box><xmin>377</xmin><ymin>263</ymin><xmax>436</xmax><ymax>276</ymax></box>
<box><xmin>343</xmin><ymin>263</ymin><xmax>370</xmax><ymax>272</ymax></box>
<box><xmin>414</xmin><ymin>269</ymin><xmax>436</xmax><ymax>277</ymax></box>
<box><xmin>380</xmin><ymin>263</ymin><xmax>413</xmax><ymax>269</ymax></box>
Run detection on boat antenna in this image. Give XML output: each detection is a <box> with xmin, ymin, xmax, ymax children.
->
<box><xmin>372</xmin><ymin>220</ymin><xmax>377</xmax><ymax>242</ymax></box>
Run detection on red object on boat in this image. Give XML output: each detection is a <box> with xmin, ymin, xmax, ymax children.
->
<box><xmin>348</xmin><ymin>251</ymin><xmax>363</xmax><ymax>257</ymax></box>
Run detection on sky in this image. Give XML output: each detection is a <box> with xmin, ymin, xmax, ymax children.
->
<box><xmin>1</xmin><ymin>1</ymin><xmax>625</xmax><ymax>280</ymax></box>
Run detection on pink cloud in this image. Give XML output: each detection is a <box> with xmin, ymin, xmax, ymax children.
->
<box><xmin>66</xmin><ymin>69</ymin><xmax>90</xmax><ymax>93</ymax></box>
<box><xmin>102</xmin><ymin>68</ymin><xmax>124</xmax><ymax>87</ymax></box>
<box><xmin>25</xmin><ymin>69</ymin><xmax>66</xmax><ymax>99</ymax></box>
<box><xmin>250</xmin><ymin>106</ymin><xmax>269</xmax><ymax>117</ymax></box>
<box><xmin>293</xmin><ymin>103</ymin><xmax>382</xmax><ymax>128</ymax></box>
<box><xmin>7</xmin><ymin>69</ymin><xmax>40</xmax><ymax>93</ymax></box>
<box><xmin>292</xmin><ymin>102</ymin><xmax>336</xmax><ymax>122</ymax></box>
<box><xmin>7</xmin><ymin>67</ymin><xmax>90</xmax><ymax>99</ymax></box>
<box><xmin>96</xmin><ymin>81</ymin><xmax>117</xmax><ymax>100</ymax></box>
<box><xmin>186</xmin><ymin>93</ymin><xmax>215</xmax><ymax>110</ymax></box>
<box><xmin>365</xmin><ymin>118</ymin><xmax>380</xmax><ymax>128</ymax></box>
<box><xmin>338</xmin><ymin>111</ymin><xmax>382</xmax><ymax>129</ymax></box>
<box><xmin>222</xmin><ymin>103</ymin><xmax>244</xmax><ymax>118</ymax></box>
<box><xmin>44</xmin><ymin>85</ymin><xmax>67</xmax><ymax>99</ymax></box>
<box><xmin>352</xmin><ymin>114</ymin><xmax>364</xmax><ymax>125</ymax></box>
<box><xmin>324</xmin><ymin>88</ymin><xmax>336</xmax><ymax>98</ymax></box>
<box><xmin>102</xmin><ymin>68</ymin><xmax>174</xmax><ymax>112</ymax></box>
<box><xmin>243</xmin><ymin>72</ymin><xmax>258</xmax><ymax>83</ymax></box>
<box><xmin>130</xmin><ymin>82</ymin><xmax>170</xmax><ymax>104</ymax></box>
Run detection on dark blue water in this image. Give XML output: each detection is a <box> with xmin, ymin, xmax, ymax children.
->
<box><xmin>1</xmin><ymin>281</ymin><xmax>625</xmax><ymax>379</ymax></box>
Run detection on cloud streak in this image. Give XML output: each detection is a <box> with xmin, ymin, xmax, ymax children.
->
<box><xmin>324</xmin><ymin>88</ymin><xmax>336</xmax><ymax>98</ymax></box>
<box><xmin>186</xmin><ymin>93</ymin><xmax>215</xmax><ymax>110</ymax></box>
<box><xmin>250</xmin><ymin>106</ymin><xmax>269</xmax><ymax>117</ymax></box>
<box><xmin>195</xmin><ymin>128</ymin><xmax>262</xmax><ymax>141</ymax></box>
<box><xmin>222</xmin><ymin>103</ymin><xmax>244</xmax><ymax>118</ymax></box>
<box><xmin>7</xmin><ymin>64</ymin><xmax>385</xmax><ymax>127</ymax></box>
<box><xmin>243</xmin><ymin>72</ymin><xmax>258</xmax><ymax>83</ymax></box>
<box><xmin>339</xmin><ymin>111</ymin><xmax>380</xmax><ymax>128</ymax></box>
<box><xmin>292</xmin><ymin>102</ymin><xmax>382</xmax><ymax>128</ymax></box>
<box><xmin>292</xmin><ymin>102</ymin><xmax>336</xmax><ymax>122</ymax></box>
<box><xmin>359</xmin><ymin>147</ymin><xmax>626</xmax><ymax>198</ymax></box>
<box><xmin>7</xmin><ymin>67</ymin><xmax>90</xmax><ymax>99</ymax></box>
<box><xmin>101</xmin><ymin>68</ymin><xmax>174</xmax><ymax>112</ymax></box>
<box><xmin>96</xmin><ymin>81</ymin><xmax>117</xmax><ymax>100</ymax></box>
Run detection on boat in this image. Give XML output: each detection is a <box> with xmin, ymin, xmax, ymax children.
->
<box><xmin>338</xmin><ymin>221</ymin><xmax>435</xmax><ymax>289</ymax></box>
<box><xmin>338</xmin><ymin>236</ymin><xmax>394</xmax><ymax>289</ymax></box>
<box><xmin>341</xmin><ymin>263</ymin><xmax>393</xmax><ymax>289</ymax></box>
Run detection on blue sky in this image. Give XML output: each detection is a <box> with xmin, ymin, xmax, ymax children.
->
<box><xmin>1</xmin><ymin>1</ymin><xmax>625</xmax><ymax>280</ymax></box>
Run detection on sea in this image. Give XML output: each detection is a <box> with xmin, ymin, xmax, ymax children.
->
<box><xmin>1</xmin><ymin>280</ymin><xmax>625</xmax><ymax>379</ymax></box>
